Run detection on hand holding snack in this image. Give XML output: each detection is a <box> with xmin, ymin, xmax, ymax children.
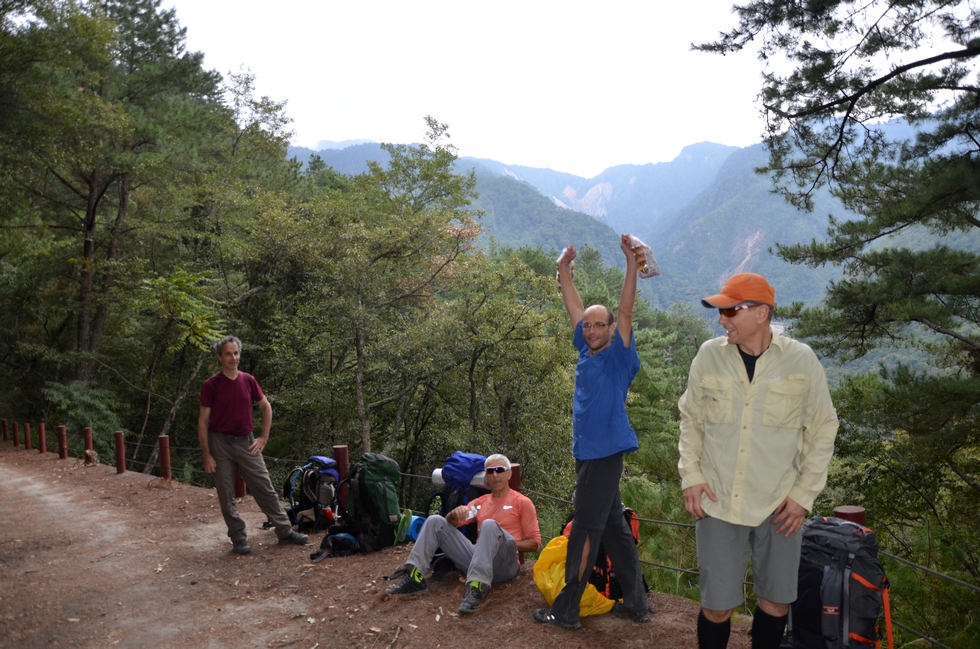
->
<box><xmin>626</xmin><ymin>235</ymin><xmax>660</xmax><ymax>279</ymax></box>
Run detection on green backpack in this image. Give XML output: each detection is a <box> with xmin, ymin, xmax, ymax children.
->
<box><xmin>342</xmin><ymin>453</ymin><xmax>401</xmax><ymax>552</ymax></box>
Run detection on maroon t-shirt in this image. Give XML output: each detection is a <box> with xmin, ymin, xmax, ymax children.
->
<box><xmin>200</xmin><ymin>372</ymin><xmax>265</xmax><ymax>437</ymax></box>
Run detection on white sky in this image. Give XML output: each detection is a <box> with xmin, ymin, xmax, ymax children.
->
<box><xmin>165</xmin><ymin>0</ymin><xmax>766</xmax><ymax>178</ymax></box>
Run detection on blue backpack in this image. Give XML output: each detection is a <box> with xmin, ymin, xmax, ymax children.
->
<box><xmin>427</xmin><ymin>451</ymin><xmax>488</xmax><ymax>542</ymax></box>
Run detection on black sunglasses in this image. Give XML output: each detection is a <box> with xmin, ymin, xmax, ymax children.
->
<box><xmin>485</xmin><ymin>466</ymin><xmax>509</xmax><ymax>474</ymax></box>
<box><xmin>718</xmin><ymin>304</ymin><xmax>763</xmax><ymax>318</ymax></box>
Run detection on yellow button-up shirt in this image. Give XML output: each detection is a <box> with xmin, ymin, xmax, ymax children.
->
<box><xmin>678</xmin><ymin>328</ymin><xmax>839</xmax><ymax>527</ymax></box>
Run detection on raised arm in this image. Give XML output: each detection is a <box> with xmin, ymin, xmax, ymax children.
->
<box><xmin>557</xmin><ymin>245</ymin><xmax>584</xmax><ymax>328</ymax></box>
<box><xmin>617</xmin><ymin>234</ymin><xmax>638</xmax><ymax>346</ymax></box>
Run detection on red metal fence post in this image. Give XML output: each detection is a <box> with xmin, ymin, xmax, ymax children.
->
<box><xmin>83</xmin><ymin>427</ymin><xmax>94</xmax><ymax>464</ymax></box>
<box><xmin>234</xmin><ymin>472</ymin><xmax>246</xmax><ymax>498</ymax></box>
<box><xmin>58</xmin><ymin>425</ymin><xmax>67</xmax><ymax>459</ymax></box>
<box><xmin>13</xmin><ymin>422</ymin><xmax>19</xmax><ymax>447</ymax></box>
<box><xmin>333</xmin><ymin>444</ymin><xmax>349</xmax><ymax>509</ymax></box>
<box><xmin>2</xmin><ymin>419</ymin><xmax>7</xmax><ymax>442</ymax></box>
<box><xmin>833</xmin><ymin>505</ymin><xmax>867</xmax><ymax>526</ymax></box>
<box><xmin>158</xmin><ymin>435</ymin><xmax>172</xmax><ymax>482</ymax></box>
<box><xmin>114</xmin><ymin>431</ymin><xmax>125</xmax><ymax>474</ymax></box>
<box><xmin>24</xmin><ymin>422</ymin><xmax>32</xmax><ymax>450</ymax></box>
<box><xmin>38</xmin><ymin>423</ymin><xmax>46</xmax><ymax>454</ymax></box>
<box><xmin>509</xmin><ymin>463</ymin><xmax>522</xmax><ymax>492</ymax></box>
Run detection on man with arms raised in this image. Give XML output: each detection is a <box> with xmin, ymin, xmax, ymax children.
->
<box><xmin>678</xmin><ymin>273</ymin><xmax>838</xmax><ymax>649</ymax></box>
<box><xmin>198</xmin><ymin>336</ymin><xmax>308</xmax><ymax>555</ymax></box>
<box><xmin>386</xmin><ymin>454</ymin><xmax>540</xmax><ymax>615</ymax></box>
<box><xmin>533</xmin><ymin>234</ymin><xmax>651</xmax><ymax>630</ymax></box>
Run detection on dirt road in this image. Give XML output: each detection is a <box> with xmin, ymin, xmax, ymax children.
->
<box><xmin>0</xmin><ymin>445</ymin><xmax>751</xmax><ymax>648</ymax></box>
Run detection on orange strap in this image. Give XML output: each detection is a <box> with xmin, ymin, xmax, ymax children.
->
<box><xmin>883</xmin><ymin>587</ymin><xmax>894</xmax><ymax>649</ymax></box>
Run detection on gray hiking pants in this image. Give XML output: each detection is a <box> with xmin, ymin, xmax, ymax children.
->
<box><xmin>550</xmin><ymin>453</ymin><xmax>647</xmax><ymax>624</ymax></box>
<box><xmin>208</xmin><ymin>432</ymin><xmax>292</xmax><ymax>542</ymax></box>
<box><xmin>406</xmin><ymin>516</ymin><xmax>520</xmax><ymax>585</ymax></box>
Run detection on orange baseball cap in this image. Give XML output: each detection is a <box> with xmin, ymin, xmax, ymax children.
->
<box><xmin>701</xmin><ymin>273</ymin><xmax>776</xmax><ymax>308</ymax></box>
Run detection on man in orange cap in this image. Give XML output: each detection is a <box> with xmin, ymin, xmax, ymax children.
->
<box><xmin>677</xmin><ymin>273</ymin><xmax>839</xmax><ymax>649</ymax></box>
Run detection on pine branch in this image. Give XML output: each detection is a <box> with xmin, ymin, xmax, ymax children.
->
<box><xmin>947</xmin><ymin>458</ymin><xmax>980</xmax><ymax>495</ymax></box>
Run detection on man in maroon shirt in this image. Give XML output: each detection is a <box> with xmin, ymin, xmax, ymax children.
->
<box><xmin>198</xmin><ymin>336</ymin><xmax>308</xmax><ymax>555</ymax></box>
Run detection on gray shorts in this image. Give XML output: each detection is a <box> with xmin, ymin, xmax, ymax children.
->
<box><xmin>695</xmin><ymin>513</ymin><xmax>802</xmax><ymax>611</ymax></box>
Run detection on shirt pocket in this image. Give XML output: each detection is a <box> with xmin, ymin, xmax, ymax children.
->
<box><xmin>762</xmin><ymin>378</ymin><xmax>808</xmax><ymax>429</ymax></box>
<box><xmin>700</xmin><ymin>374</ymin><xmax>734</xmax><ymax>424</ymax></box>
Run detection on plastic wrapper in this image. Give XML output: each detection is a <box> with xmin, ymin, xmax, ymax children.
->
<box><xmin>628</xmin><ymin>235</ymin><xmax>660</xmax><ymax>279</ymax></box>
<box><xmin>555</xmin><ymin>246</ymin><xmax>575</xmax><ymax>285</ymax></box>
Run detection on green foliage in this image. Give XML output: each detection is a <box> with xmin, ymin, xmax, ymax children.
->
<box><xmin>42</xmin><ymin>380</ymin><xmax>124</xmax><ymax>459</ymax></box>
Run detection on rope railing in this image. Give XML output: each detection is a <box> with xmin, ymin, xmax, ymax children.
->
<box><xmin>880</xmin><ymin>550</ymin><xmax>980</xmax><ymax>595</ymax></box>
<box><xmin>891</xmin><ymin>620</ymin><xmax>951</xmax><ymax>649</ymax></box>
<box><xmin>3</xmin><ymin>416</ymin><xmax>976</xmax><ymax>646</ymax></box>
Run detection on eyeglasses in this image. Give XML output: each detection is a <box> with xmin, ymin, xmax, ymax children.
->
<box><xmin>485</xmin><ymin>466</ymin><xmax>509</xmax><ymax>474</ymax></box>
<box><xmin>718</xmin><ymin>304</ymin><xmax>763</xmax><ymax>318</ymax></box>
<box><xmin>582</xmin><ymin>322</ymin><xmax>611</xmax><ymax>331</ymax></box>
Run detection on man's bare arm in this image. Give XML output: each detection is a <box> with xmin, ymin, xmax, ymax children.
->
<box><xmin>617</xmin><ymin>234</ymin><xmax>638</xmax><ymax>346</ymax></box>
<box><xmin>557</xmin><ymin>245</ymin><xmax>584</xmax><ymax>328</ymax></box>
<box><xmin>197</xmin><ymin>406</ymin><xmax>216</xmax><ymax>473</ymax></box>
<box><xmin>250</xmin><ymin>397</ymin><xmax>273</xmax><ymax>455</ymax></box>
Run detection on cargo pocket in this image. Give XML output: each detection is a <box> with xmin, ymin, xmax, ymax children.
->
<box><xmin>763</xmin><ymin>379</ymin><xmax>807</xmax><ymax>428</ymax></box>
<box><xmin>701</xmin><ymin>375</ymin><xmax>734</xmax><ymax>424</ymax></box>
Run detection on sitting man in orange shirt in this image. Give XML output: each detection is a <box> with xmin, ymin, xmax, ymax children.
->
<box><xmin>386</xmin><ymin>454</ymin><xmax>541</xmax><ymax>614</ymax></box>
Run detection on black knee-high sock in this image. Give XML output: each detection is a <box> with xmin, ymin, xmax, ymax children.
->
<box><xmin>751</xmin><ymin>606</ymin><xmax>788</xmax><ymax>649</ymax></box>
<box><xmin>697</xmin><ymin>610</ymin><xmax>731</xmax><ymax>649</ymax></box>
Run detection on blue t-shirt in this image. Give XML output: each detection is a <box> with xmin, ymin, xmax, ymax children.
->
<box><xmin>571</xmin><ymin>321</ymin><xmax>641</xmax><ymax>460</ymax></box>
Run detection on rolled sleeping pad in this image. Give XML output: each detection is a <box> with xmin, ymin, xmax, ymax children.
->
<box><xmin>430</xmin><ymin>467</ymin><xmax>486</xmax><ymax>488</ymax></box>
<box><xmin>407</xmin><ymin>515</ymin><xmax>425</xmax><ymax>542</ymax></box>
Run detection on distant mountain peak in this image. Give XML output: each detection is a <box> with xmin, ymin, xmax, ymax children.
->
<box><xmin>313</xmin><ymin>138</ymin><xmax>376</xmax><ymax>150</ymax></box>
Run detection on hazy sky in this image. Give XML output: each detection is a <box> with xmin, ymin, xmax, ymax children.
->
<box><xmin>164</xmin><ymin>1</ymin><xmax>766</xmax><ymax>178</ymax></box>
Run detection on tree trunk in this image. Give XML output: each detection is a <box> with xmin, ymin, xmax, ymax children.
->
<box><xmin>142</xmin><ymin>350</ymin><xmax>209</xmax><ymax>474</ymax></box>
<box><xmin>87</xmin><ymin>174</ymin><xmax>130</xmax><ymax>373</ymax></box>
<box><xmin>76</xmin><ymin>169</ymin><xmax>101</xmax><ymax>380</ymax></box>
<box><xmin>354</xmin><ymin>324</ymin><xmax>371</xmax><ymax>454</ymax></box>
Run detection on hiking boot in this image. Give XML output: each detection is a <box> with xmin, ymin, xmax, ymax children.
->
<box><xmin>532</xmin><ymin>608</ymin><xmax>581</xmax><ymax>630</ymax></box>
<box><xmin>458</xmin><ymin>581</ymin><xmax>490</xmax><ymax>614</ymax></box>
<box><xmin>232</xmin><ymin>538</ymin><xmax>252</xmax><ymax>555</ymax></box>
<box><xmin>385</xmin><ymin>564</ymin><xmax>427</xmax><ymax>595</ymax></box>
<box><xmin>611</xmin><ymin>601</ymin><xmax>652</xmax><ymax>623</ymax></box>
<box><xmin>279</xmin><ymin>530</ymin><xmax>309</xmax><ymax>546</ymax></box>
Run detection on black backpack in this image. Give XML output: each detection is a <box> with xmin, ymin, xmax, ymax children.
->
<box><xmin>562</xmin><ymin>504</ymin><xmax>651</xmax><ymax>600</ymax></box>
<box><xmin>786</xmin><ymin>516</ymin><xmax>893</xmax><ymax>649</ymax></box>
<box><xmin>337</xmin><ymin>452</ymin><xmax>401</xmax><ymax>553</ymax></box>
<box><xmin>283</xmin><ymin>456</ymin><xmax>339</xmax><ymax>533</ymax></box>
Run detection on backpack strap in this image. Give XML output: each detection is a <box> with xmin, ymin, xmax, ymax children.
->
<box><xmin>842</xmin><ymin>551</ymin><xmax>854</xmax><ymax>646</ymax></box>
<box><xmin>882</xmin><ymin>583</ymin><xmax>893</xmax><ymax>649</ymax></box>
<box><xmin>820</xmin><ymin>550</ymin><xmax>848</xmax><ymax>644</ymax></box>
